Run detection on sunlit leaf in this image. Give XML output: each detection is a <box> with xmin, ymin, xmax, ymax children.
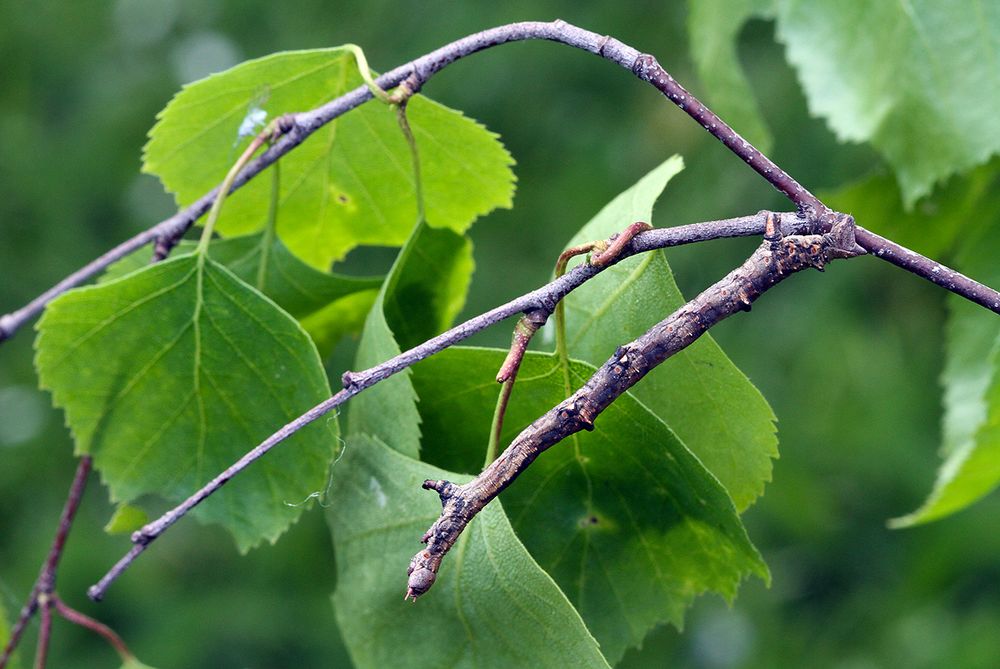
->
<box><xmin>692</xmin><ymin>0</ymin><xmax>1000</xmax><ymax>206</ymax></box>
<box><xmin>104</xmin><ymin>503</ymin><xmax>149</xmax><ymax>535</ymax></box>
<box><xmin>102</xmin><ymin>234</ymin><xmax>383</xmax><ymax>354</ymax></box>
<box><xmin>143</xmin><ymin>48</ymin><xmax>515</xmax><ymax>268</ymax></box>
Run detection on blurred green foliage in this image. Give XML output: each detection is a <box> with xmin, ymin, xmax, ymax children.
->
<box><xmin>2</xmin><ymin>1</ymin><xmax>1000</xmax><ymax>667</ymax></box>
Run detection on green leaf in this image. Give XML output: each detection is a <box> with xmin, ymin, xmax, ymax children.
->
<box><xmin>102</xmin><ymin>235</ymin><xmax>382</xmax><ymax>318</ymax></box>
<box><xmin>347</xmin><ymin>221</ymin><xmax>474</xmax><ymax>457</ymax></box>
<box><xmin>893</xmin><ymin>218</ymin><xmax>1000</xmax><ymax>526</ymax></box>
<box><xmin>143</xmin><ymin>48</ymin><xmax>515</xmax><ymax>268</ymax></box>
<box><xmin>694</xmin><ymin>1</ymin><xmax>1000</xmax><ymax>206</ymax></box>
<box><xmin>327</xmin><ymin>433</ymin><xmax>610</xmax><ymax>669</ymax></box>
<box><xmin>413</xmin><ymin>348</ymin><xmax>768</xmax><ymax>664</ymax></box>
<box><xmin>778</xmin><ymin>0</ymin><xmax>1000</xmax><ymax>205</ymax></box>
<box><xmin>687</xmin><ymin>0</ymin><xmax>775</xmax><ymax>153</ymax></box>
<box><xmin>35</xmin><ymin>252</ymin><xmax>337</xmax><ymax>551</ymax></box>
<box><xmin>104</xmin><ymin>503</ymin><xmax>149</xmax><ymax>535</ymax></box>
<box><xmin>563</xmin><ymin>156</ymin><xmax>777</xmax><ymax>512</ymax></box>
<box><xmin>102</xmin><ymin>234</ymin><xmax>382</xmax><ymax>353</ymax></box>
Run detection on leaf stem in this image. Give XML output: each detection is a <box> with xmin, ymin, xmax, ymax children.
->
<box><xmin>256</xmin><ymin>160</ymin><xmax>280</xmax><ymax>291</ymax></box>
<box><xmin>345</xmin><ymin>44</ymin><xmax>393</xmax><ymax>104</ymax></box>
<box><xmin>196</xmin><ymin>129</ymin><xmax>273</xmax><ymax>257</ymax></box>
<box><xmin>486</xmin><ymin>379</ymin><xmax>515</xmax><ymax>467</ymax></box>
<box><xmin>554</xmin><ymin>243</ymin><xmax>600</xmax><ymax>374</ymax></box>
<box><xmin>489</xmin><ymin>311</ymin><xmax>549</xmax><ymax>465</ymax></box>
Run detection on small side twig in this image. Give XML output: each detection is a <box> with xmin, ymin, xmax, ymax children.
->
<box><xmin>405</xmin><ymin>213</ymin><xmax>865</xmax><ymax>598</ymax></box>
<box><xmin>50</xmin><ymin>596</ymin><xmax>133</xmax><ymax>663</ymax></box>
<box><xmin>488</xmin><ymin>308</ymin><xmax>551</xmax><ymax>467</ymax></box>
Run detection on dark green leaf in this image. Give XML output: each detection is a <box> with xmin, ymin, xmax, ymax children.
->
<box><xmin>563</xmin><ymin>157</ymin><xmax>777</xmax><ymax>511</ymax></box>
<box><xmin>413</xmin><ymin>348</ymin><xmax>768</xmax><ymax>664</ymax></box>
<box><xmin>347</xmin><ymin>222</ymin><xmax>473</xmax><ymax>456</ymax></box>
<box><xmin>143</xmin><ymin>49</ymin><xmax>515</xmax><ymax>268</ymax></box>
<box><xmin>327</xmin><ymin>433</ymin><xmax>609</xmax><ymax>669</ymax></box>
<box><xmin>36</xmin><ymin>253</ymin><xmax>336</xmax><ymax>551</ymax></box>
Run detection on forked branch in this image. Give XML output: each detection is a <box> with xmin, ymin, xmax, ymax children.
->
<box><xmin>406</xmin><ymin>213</ymin><xmax>865</xmax><ymax>598</ymax></box>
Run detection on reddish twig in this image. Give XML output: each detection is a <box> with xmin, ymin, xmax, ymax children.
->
<box><xmin>51</xmin><ymin>596</ymin><xmax>133</xmax><ymax>662</ymax></box>
<box><xmin>1</xmin><ymin>457</ymin><xmax>91</xmax><ymax>669</ymax></box>
<box><xmin>33</xmin><ymin>599</ymin><xmax>51</xmax><ymax>669</ymax></box>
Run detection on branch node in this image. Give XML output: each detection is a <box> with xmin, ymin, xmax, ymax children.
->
<box><xmin>129</xmin><ymin>529</ymin><xmax>151</xmax><ymax>546</ymax></box>
<box><xmin>763</xmin><ymin>211</ymin><xmax>782</xmax><ymax>250</ymax></box>
<box><xmin>341</xmin><ymin>371</ymin><xmax>361</xmax><ymax>390</ymax></box>
<box><xmin>151</xmin><ymin>230</ymin><xmax>184</xmax><ymax>262</ymax></box>
<box><xmin>388</xmin><ymin>71</ymin><xmax>424</xmax><ymax>105</ymax></box>
<box><xmin>275</xmin><ymin>113</ymin><xmax>296</xmax><ymax>135</ymax></box>
<box><xmin>590</xmin><ymin>221</ymin><xmax>652</xmax><ymax>267</ymax></box>
<box><xmin>577</xmin><ymin>404</ymin><xmax>597</xmax><ymax>431</ymax></box>
<box><xmin>823</xmin><ymin>213</ymin><xmax>867</xmax><ymax>259</ymax></box>
<box><xmin>422</xmin><ymin>478</ymin><xmax>458</xmax><ymax>503</ymax></box>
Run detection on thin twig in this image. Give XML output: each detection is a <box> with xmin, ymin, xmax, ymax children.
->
<box><xmin>1</xmin><ymin>457</ymin><xmax>91</xmax><ymax>669</ymax></box>
<box><xmin>33</xmin><ymin>599</ymin><xmax>51</xmax><ymax>669</ymax></box>
<box><xmin>51</xmin><ymin>596</ymin><xmax>133</xmax><ymax>662</ymax></box>
<box><xmin>405</xmin><ymin>213</ymin><xmax>865</xmax><ymax>598</ymax></box>
<box><xmin>489</xmin><ymin>308</ymin><xmax>551</xmax><ymax>466</ymax></box>
<box><xmin>87</xmin><ymin>211</ymin><xmax>802</xmax><ymax>600</ymax></box>
<box><xmin>4</xmin><ymin>20</ymin><xmax>1000</xmax><ymax>343</ymax></box>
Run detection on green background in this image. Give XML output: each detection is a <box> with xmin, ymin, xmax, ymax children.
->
<box><xmin>2</xmin><ymin>1</ymin><xmax>999</xmax><ymax>667</ymax></box>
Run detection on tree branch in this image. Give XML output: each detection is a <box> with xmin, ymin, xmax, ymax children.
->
<box><xmin>87</xmin><ymin>210</ymin><xmax>804</xmax><ymax>600</ymax></box>
<box><xmin>0</xmin><ymin>457</ymin><xmax>91</xmax><ymax>669</ymax></box>
<box><xmin>3</xmin><ymin>20</ymin><xmax>999</xmax><ymax>344</ymax></box>
<box><xmin>406</xmin><ymin>212</ymin><xmax>865</xmax><ymax>599</ymax></box>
